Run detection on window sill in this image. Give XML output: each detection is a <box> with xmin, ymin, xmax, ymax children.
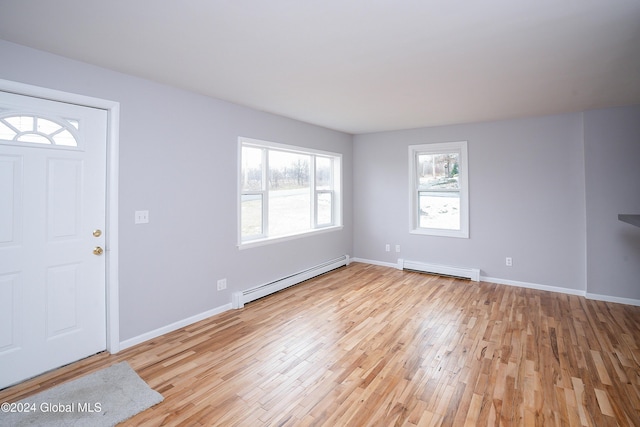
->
<box><xmin>238</xmin><ymin>225</ymin><xmax>344</xmax><ymax>250</ymax></box>
<box><xmin>410</xmin><ymin>228</ymin><xmax>469</xmax><ymax>239</ymax></box>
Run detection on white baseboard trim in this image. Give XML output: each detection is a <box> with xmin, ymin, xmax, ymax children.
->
<box><xmin>119</xmin><ymin>303</ymin><xmax>233</xmax><ymax>350</ymax></box>
<box><xmin>585</xmin><ymin>293</ymin><xmax>640</xmax><ymax>307</ymax></box>
<box><xmin>350</xmin><ymin>257</ymin><xmax>400</xmax><ymax>269</ymax></box>
<box><xmin>400</xmin><ymin>259</ymin><xmax>480</xmax><ymax>282</ymax></box>
<box><xmin>480</xmin><ymin>276</ymin><xmax>586</xmax><ymax>297</ymax></box>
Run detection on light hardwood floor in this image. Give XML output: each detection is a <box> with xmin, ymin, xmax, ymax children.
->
<box><xmin>1</xmin><ymin>262</ymin><xmax>639</xmax><ymax>426</ymax></box>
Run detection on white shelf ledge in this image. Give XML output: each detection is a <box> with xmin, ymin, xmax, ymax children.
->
<box><xmin>618</xmin><ymin>214</ymin><xmax>640</xmax><ymax>228</ymax></box>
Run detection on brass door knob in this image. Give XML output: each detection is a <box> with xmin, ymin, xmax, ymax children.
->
<box><xmin>93</xmin><ymin>229</ymin><xmax>102</xmax><ymax>237</ymax></box>
<box><xmin>93</xmin><ymin>246</ymin><xmax>104</xmax><ymax>256</ymax></box>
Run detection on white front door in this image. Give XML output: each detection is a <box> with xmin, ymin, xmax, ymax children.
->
<box><xmin>0</xmin><ymin>91</ymin><xmax>107</xmax><ymax>389</ymax></box>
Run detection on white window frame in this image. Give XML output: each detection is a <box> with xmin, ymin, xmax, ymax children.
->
<box><xmin>238</xmin><ymin>137</ymin><xmax>342</xmax><ymax>249</ymax></box>
<box><xmin>409</xmin><ymin>141</ymin><xmax>469</xmax><ymax>238</ymax></box>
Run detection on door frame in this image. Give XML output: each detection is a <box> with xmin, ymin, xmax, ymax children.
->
<box><xmin>0</xmin><ymin>78</ymin><xmax>121</xmax><ymax>353</ymax></box>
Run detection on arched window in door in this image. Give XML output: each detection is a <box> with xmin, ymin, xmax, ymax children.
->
<box><xmin>0</xmin><ymin>114</ymin><xmax>79</xmax><ymax>147</ymax></box>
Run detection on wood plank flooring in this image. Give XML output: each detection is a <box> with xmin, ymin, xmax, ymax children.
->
<box><xmin>1</xmin><ymin>262</ymin><xmax>640</xmax><ymax>426</ymax></box>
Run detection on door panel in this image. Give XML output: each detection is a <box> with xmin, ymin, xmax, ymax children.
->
<box><xmin>0</xmin><ymin>155</ymin><xmax>21</xmax><ymax>246</ymax></box>
<box><xmin>0</xmin><ymin>91</ymin><xmax>107</xmax><ymax>389</ymax></box>
<box><xmin>47</xmin><ymin>158</ymin><xmax>82</xmax><ymax>239</ymax></box>
<box><xmin>46</xmin><ymin>263</ymin><xmax>81</xmax><ymax>337</ymax></box>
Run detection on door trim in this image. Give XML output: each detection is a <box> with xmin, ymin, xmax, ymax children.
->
<box><xmin>0</xmin><ymin>78</ymin><xmax>121</xmax><ymax>353</ymax></box>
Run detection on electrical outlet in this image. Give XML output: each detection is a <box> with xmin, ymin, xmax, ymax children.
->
<box><xmin>134</xmin><ymin>210</ymin><xmax>149</xmax><ymax>224</ymax></box>
<box><xmin>506</xmin><ymin>257</ymin><xmax>513</xmax><ymax>267</ymax></box>
<box><xmin>217</xmin><ymin>278</ymin><xmax>227</xmax><ymax>290</ymax></box>
<box><xmin>395</xmin><ymin>245</ymin><xmax>401</xmax><ymax>253</ymax></box>
<box><xmin>385</xmin><ymin>244</ymin><xmax>390</xmax><ymax>252</ymax></box>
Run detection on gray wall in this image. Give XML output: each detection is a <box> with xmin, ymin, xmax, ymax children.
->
<box><xmin>584</xmin><ymin>106</ymin><xmax>640</xmax><ymax>299</ymax></box>
<box><xmin>0</xmin><ymin>40</ymin><xmax>353</xmax><ymax>341</ymax></box>
<box><xmin>1</xmin><ymin>39</ymin><xmax>638</xmax><ymax>345</ymax></box>
<box><xmin>353</xmin><ymin>114</ymin><xmax>588</xmax><ymax>291</ymax></box>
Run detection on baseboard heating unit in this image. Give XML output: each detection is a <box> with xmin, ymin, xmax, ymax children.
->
<box><xmin>232</xmin><ymin>255</ymin><xmax>350</xmax><ymax>308</ymax></box>
<box><xmin>398</xmin><ymin>258</ymin><xmax>480</xmax><ymax>282</ymax></box>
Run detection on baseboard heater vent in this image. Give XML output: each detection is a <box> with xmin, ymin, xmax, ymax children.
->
<box><xmin>232</xmin><ymin>255</ymin><xmax>349</xmax><ymax>309</ymax></box>
<box><xmin>399</xmin><ymin>258</ymin><xmax>480</xmax><ymax>282</ymax></box>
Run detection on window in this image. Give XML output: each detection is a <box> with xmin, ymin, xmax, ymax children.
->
<box><xmin>0</xmin><ymin>114</ymin><xmax>79</xmax><ymax>147</ymax></box>
<box><xmin>239</xmin><ymin>137</ymin><xmax>342</xmax><ymax>247</ymax></box>
<box><xmin>409</xmin><ymin>141</ymin><xmax>468</xmax><ymax>238</ymax></box>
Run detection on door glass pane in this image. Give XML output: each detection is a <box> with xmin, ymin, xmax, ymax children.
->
<box><xmin>1</xmin><ymin>115</ymin><xmax>78</xmax><ymax>147</ymax></box>
<box><xmin>5</xmin><ymin>116</ymin><xmax>33</xmax><ymax>132</ymax></box>
<box><xmin>0</xmin><ymin>122</ymin><xmax>16</xmax><ymax>140</ymax></box>
<box><xmin>268</xmin><ymin>150</ymin><xmax>310</xmax><ymax>237</ymax></box>
<box><xmin>36</xmin><ymin>118</ymin><xmax>62</xmax><ymax>134</ymax></box>
<box><xmin>53</xmin><ymin>130</ymin><xmax>77</xmax><ymax>146</ymax></box>
<box><xmin>241</xmin><ymin>194</ymin><xmax>263</xmax><ymax>237</ymax></box>
<box><xmin>18</xmin><ymin>134</ymin><xmax>50</xmax><ymax>144</ymax></box>
<box><xmin>418</xmin><ymin>191</ymin><xmax>460</xmax><ymax>230</ymax></box>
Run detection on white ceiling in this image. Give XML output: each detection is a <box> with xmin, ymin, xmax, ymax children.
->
<box><xmin>1</xmin><ymin>0</ymin><xmax>639</xmax><ymax>134</ymax></box>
